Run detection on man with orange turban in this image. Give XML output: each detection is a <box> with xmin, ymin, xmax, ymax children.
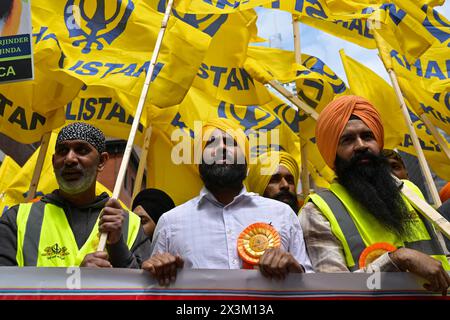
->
<box><xmin>143</xmin><ymin>118</ymin><xmax>312</xmax><ymax>285</ymax></box>
<box><xmin>246</xmin><ymin>151</ymin><xmax>300</xmax><ymax>213</ymax></box>
<box><xmin>299</xmin><ymin>95</ymin><xmax>450</xmax><ymax>294</ymax></box>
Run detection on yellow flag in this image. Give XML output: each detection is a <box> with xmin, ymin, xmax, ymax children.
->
<box><xmin>266</xmin><ymin>0</ymin><xmax>441</xmax><ymax>57</ymax></box>
<box><xmin>0</xmin><ymin>156</ymin><xmax>21</xmax><ymax>215</ymax></box>
<box><xmin>0</xmin><ymin>7</ymin><xmax>83</xmax><ymax>143</ymax></box>
<box><xmin>340</xmin><ymin>50</ymin><xmax>450</xmax><ymax>181</ymax></box>
<box><xmin>374</xmin><ymin>4</ymin><xmax>450</xmax><ymax>135</ymax></box>
<box><xmin>0</xmin><ymin>132</ymin><xmax>119</xmax><ymax>215</ymax></box>
<box><xmin>191</xmin><ymin>10</ymin><xmax>271</xmax><ymax>105</ymax></box>
<box><xmin>172</xmin><ymin>0</ymin><xmax>274</xmax><ymax>13</ymax></box>
<box><xmin>65</xmin><ymin>85</ymin><xmax>148</xmax><ymax>146</ymax></box>
<box><xmin>31</xmin><ymin>0</ymin><xmax>212</xmax><ymax>108</ymax></box>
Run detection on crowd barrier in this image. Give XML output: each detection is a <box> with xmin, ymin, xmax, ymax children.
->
<box><xmin>0</xmin><ymin>267</ymin><xmax>448</xmax><ymax>300</ymax></box>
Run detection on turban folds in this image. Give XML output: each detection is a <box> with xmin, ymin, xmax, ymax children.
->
<box><xmin>198</xmin><ymin>118</ymin><xmax>249</xmax><ymax>164</ymax></box>
<box><xmin>246</xmin><ymin>151</ymin><xmax>299</xmax><ymax>195</ymax></box>
<box><xmin>315</xmin><ymin>95</ymin><xmax>384</xmax><ymax>169</ymax></box>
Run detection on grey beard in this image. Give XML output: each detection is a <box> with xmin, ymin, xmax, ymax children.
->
<box><xmin>54</xmin><ymin>165</ymin><xmax>97</xmax><ymax>195</ymax></box>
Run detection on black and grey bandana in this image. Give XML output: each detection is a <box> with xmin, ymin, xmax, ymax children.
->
<box><xmin>56</xmin><ymin>122</ymin><xmax>106</xmax><ymax>153</ymax></box>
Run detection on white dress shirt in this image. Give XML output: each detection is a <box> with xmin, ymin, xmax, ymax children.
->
<box><xmin>151</xmin><ymin>187</ymin><xmax>313</xmax><ymax>272</ymax></box>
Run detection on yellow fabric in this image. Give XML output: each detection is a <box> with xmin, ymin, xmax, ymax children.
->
<box><xmin>66</xmin><ymin>85</ymin><xmax>148</xmax><ymax>147</ymax></box>
<box><xmin>0</xmin><ymin>156</ymin><xmax>21</xmax><ymax>216</ymax></box>
<box><xmin>147</xmin><ymin>86</ymin><xmax>301</xmax><ymax>205</ymax></box>
<box><xmin>174</xmin><ymin>0</ymin><xmax>273</xmax><ymax>13</ymax></box>
<box><xmin>340</xmin><ymin>50</ymin><xmax>450</xmax><ymax>181</ymax></box>
<box><xmin>191</xmin><ymin>10</ymin><xmax>271</xmax><ymax>106</ymax></box>
<box><xmin>306</xmin><ymin>181</ymin><xmax>449</xmax><ymax>269</ymax></box>
<box><xmin>16</xmin><ymin>203</ymin><xmax>140</xmax><ymax>266</ymax></box>
<box><xmin>28</xmin><ymin>0</ymin><xmax>211</xmax><ymax>109</ymax></box>
<box><xmin>246</xmin><ymin>151</ymin><xmax>299</xmax><ymax>196</ymax></box>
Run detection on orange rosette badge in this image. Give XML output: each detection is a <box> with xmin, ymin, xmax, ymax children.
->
<box><xmin>237</xmin><ymin>222</ymin><xmax>281</xmax><ymax>268</ymax></box>
<box><xmin>359</xmin><ymin>242</ymin><xmax>397</xmax><ymax>268</ymax></box>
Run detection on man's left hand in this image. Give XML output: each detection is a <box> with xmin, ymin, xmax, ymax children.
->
<box><xmin>258</xmin><ymin>248</ymin><xmax>305</xmax><ymax>280</ymax></box>
<box><xmin>99</xmin><ymin>198</ymin><xmax>126</xmax><ymax>245</ymax></box>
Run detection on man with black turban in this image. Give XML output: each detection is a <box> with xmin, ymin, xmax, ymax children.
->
<box><xmin>132</xmin><ymin>188</ymin><xmax>175</xmax><ymax>239</ymax></box>
<box><xmin>0</xmin><ymin>122</ymin><xmax>150</xmax><ymax>268</ymax></box>
<box><xmin>299</xmin><ymin>95</ymin><xmax>450</xmax><ymax>294</ymax></box>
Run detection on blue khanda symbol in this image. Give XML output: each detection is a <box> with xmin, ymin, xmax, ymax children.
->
<box><xmin>218</xmin><ymin>102</ymin><xmax>281</xmax><ymax>133</ymax></box>
<box><xmin>64</xmin><ymin>0</ymin><xmax>134</xmax><ymax>54</ymax></box>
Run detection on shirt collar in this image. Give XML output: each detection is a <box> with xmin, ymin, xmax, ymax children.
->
<box><xmin>196</xmin><ymin>185</ymin><xmax>256</xmax><ymax>208</ymax></box>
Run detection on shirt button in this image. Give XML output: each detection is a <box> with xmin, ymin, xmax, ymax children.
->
<box><xmin>232</xmin><ymin>259</ymin><xmax>237</xmax><ymax>264</ymax></box>
<box><xmin>227</xmin><ymin>229</ymin><xmax>232</xmax><ymax>234</ymax></box>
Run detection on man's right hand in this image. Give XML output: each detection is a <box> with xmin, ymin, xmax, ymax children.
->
<box><xmin>142</xmin><ymin>253</ymin><xmax>184</xmax><ymax>286</ymax></box>
<box><xmin>390</xmin><ymin>247</ymin><xmax>450</xmax><ymax>295</ymax></box>
<box><xmin>80</xmin><ymin>251</ymin><xmax>112</xmax><ymax>268</ymax></box>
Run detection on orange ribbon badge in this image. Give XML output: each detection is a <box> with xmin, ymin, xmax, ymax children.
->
<box><xmin>237</xmin><ymin>222</ymin><xmax>281</xmax><ymax>268</ymax></box>
<box><xmin>359</xmin><ymin>242</ymin><xmax>397</xmax><ymax>268</ymax></box>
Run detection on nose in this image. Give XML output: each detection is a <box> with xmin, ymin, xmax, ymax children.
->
<box><xmin>64</xmin><ymin>149</ymin><xmax>79</xmax><ymax>166</ymax></box>
<box><xmin>279</xmin><ymin>177</ymin><xmax>290</xmax><ymax>191</ymax></box>
<box><xmin>354</xmin><ymin>136</ymin><xmax>368</xmax><ymax>152</ymax></box>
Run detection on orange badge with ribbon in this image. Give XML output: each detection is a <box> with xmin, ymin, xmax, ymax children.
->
<box><xmin>359</xmin><ymin>242</ymin><xmax>397</xmax><ymax>268</ymax></box>
<box><xmin>237</xmin><ymin>222</ymin><xmax>281</xmax><ymax>269</ymax></box>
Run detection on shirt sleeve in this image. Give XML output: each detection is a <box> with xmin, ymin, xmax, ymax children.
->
<box><xmin>287</xmin><ymin>208</ymin><xmax>314</xmax><ymax>273</ymax></box>
<box><xmin>149</xmin><ymin>214</ymin><xmax>169</xmax><ymax>256</ymax></box>
<box><xmin>299</xmin><ymin>202</ymin><xmax>400</xmax><ymax>273</ymax></box>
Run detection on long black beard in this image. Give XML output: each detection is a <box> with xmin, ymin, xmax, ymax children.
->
<box><xmin>0</xmin><ymin>0</ymin><xmax>14</xmax><ymax>19</ymax></box>
<box><xmin>335</xmin><ymin>151</ymin><xmax>410</xmax><ymax>237</ymax></box>
<box><xmin>199</xmin><ymin>162</ymin><xmax>247</xmax><ymax>192</ymax></box>
<box><xmin>271</xmin><ymin>190</ymin><xmax>299</xmax><ymax>213</ymax></box>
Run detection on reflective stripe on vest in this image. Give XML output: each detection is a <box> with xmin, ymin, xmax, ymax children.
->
<box><xmin>16</xmin><ymin>202</ymin><xmax>141</xmax><ymax>267</ymax></box>
<box><xmin>308</xmin><ymin>181</ymin><xmax>449</xmax><ymax>270</ymax></box>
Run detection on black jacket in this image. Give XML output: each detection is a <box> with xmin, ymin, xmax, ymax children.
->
<box><xmin>0</xmin><ymin>190</ymin><xmax>150</xmax><ymax>267</ymax></box>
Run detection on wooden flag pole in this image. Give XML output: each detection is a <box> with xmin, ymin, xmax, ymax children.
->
<box><xmin>268</xmin><ymin>80</ymin><xmax>319</xmax><ymax>120</ymax></box>
<box><xmin>25</xmin><ymin>132</ymin><xmax>51</xmax><ymax>202</ymax></box>
<box><xmin>418</xmin><ymin>113</ymin><xmax>450</xmax><ymax>162</ymax></box>
<box><xmin>396</xmin><ymin>175</ymin><xmax>450</xmax><ymax>240</ymax></box>
<box><xmin>387</xmin><ymin>69</ymin><xmax>442</xmax><ymax>207</ymax></box>
<box><xmin>292</xmin><ymin>15</ymin><xmax>310</xmax><ymax>197</ymax></box>
<box><xmin>97</xmin><ymin>0</ymin><xmax>174</xmax><ymax>251</ymax></box>
<box><xmin>132</xmin><ymin>126</ymin><xmax>153</xmax><ymax>200</ymax></box>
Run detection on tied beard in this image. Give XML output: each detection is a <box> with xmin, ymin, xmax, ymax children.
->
<box><xmin>271</xmin><ymin>190</ymin><xmax>299</xmax><ymax>213</ymax></box>
<box><xmin>335</xmin><ymin>151</ymin><xmax>410</xmax><ymax>237</ymax></box>
<box><xmin>199</xmin><ymin>162</ymin><xmax>247</xmax><ymax>192</ymax></box>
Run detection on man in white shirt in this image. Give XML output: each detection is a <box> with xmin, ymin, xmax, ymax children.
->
<box><xmin>142</xmin><ymin>118</ymin><xmax>313</xmax><ymax>285</ymax></box>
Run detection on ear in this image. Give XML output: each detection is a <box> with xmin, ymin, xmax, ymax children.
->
<box><xmin>97</xmin><ymin>152</ymin><xmax>109</xmax><ymax>172</ymax></box>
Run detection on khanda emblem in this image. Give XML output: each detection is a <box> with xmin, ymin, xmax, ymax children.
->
<box><xmin>217</xmin><ymin>102</ymin><xmax>281</xmax><ymax>134</ymax></box>
<box><xmin>64</xmin><ymin>0</ymin><xmax>134</xmax><ymax>54</ymax></box>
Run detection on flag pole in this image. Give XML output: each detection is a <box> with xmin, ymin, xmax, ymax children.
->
<box><xmin>25</xmin><ymin>132</ymin><xmax>51</xmax><ymax>202</ymax></box>
<box><xmin>97</xmin><ymin>0</ymin><xmax>174</xmax><ymax>251</ymax></box>
<box><xmin>292</xmin><ymin>15</ymin><xmax>311</xmax><ymax>198</ymax></box>
<box><xmin>268</xmin><ymin>80</ymin><xmax>319</xmax><ymax>120</ymax></box>
<box><xmin>418</xmin><ymin>113</ymin><xmax>450</xmax><ymax>163</ymax></box>
<box><xmin>132</xmin><ymin>126</ymin><xmax>152</xmax><ymax>200</ymax></box>
<box><xmin>387</xmin><ymin>68</ymin><xmax>442</xmax><ymax>207</ymax></box>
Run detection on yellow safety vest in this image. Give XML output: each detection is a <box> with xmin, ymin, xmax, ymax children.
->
<box><xmin>16</xmin><ymin>201</ymin><xmax>141</xmax><ymax>267</ymax></box>
<box><xmin>306</xmin><ymin>180</ymin><xmax>449</xmax><ymax>271</ymax></box>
